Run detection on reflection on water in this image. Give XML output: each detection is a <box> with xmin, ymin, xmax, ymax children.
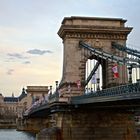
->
<box><xmin>0</xmin><ymin>129</ymin><xmax>35</xmax><ymax>140</ymax></box>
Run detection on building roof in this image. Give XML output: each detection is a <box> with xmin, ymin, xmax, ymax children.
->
<box><xmin>18</xmin><ymin>88</ymin><xmax>27</xmax><ymax>101</ymax></box>
<box><xmin>4</xmin><ymin>97</ymin><xmax>18</xmax><ymax>102</ymax></box>
<box><xmin>3</xmin><ymin>88</ymin><xmax>27</xmax><ymax>103</ymax></box>
<box><xmin>61</xmin><ymin>16</ymin><xmax>127</xmax><ymax>24</ymax></box>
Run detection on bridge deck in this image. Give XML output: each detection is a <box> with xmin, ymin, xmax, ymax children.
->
<box><xmin>24</xmin><ymin>82</ymin><xmax>140</xmax><ymax>118</ymax></box>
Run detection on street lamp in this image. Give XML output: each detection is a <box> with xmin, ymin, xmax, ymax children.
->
<box><xmin>97</xmin><ymin>78</ymin><xmax>100</xmax><ymax>91</ymax></box>
<box><xmin>55</xmin><ymin>81</ymin><xmax>58</xmax><ymax>90</ymax></box>
<box><xmin>50</xmin><ymin>86</ymin><xmax>52</xmax><ymax>96</ymax></box>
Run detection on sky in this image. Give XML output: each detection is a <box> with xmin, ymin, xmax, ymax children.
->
<box><xmin>0</xmin><ymin>0</ymin><xmax>140</xmax><ymax>97</ymax></box>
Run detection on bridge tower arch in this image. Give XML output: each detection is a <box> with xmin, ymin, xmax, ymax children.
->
<box><xmin>58</xmin><ymin>16</ymin><xmax>132</xmax><ymax>97</ymax></box>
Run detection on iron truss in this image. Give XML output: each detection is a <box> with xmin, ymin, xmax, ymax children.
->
<box><xmin>79</xmin><ymin>41</ymin><xmax>140</xmax><ymax>68</ymax></box>
<box><xmin>112</xmin><ymin>42</ymin><xmax>140</xmax><ymax>58</ymax></box>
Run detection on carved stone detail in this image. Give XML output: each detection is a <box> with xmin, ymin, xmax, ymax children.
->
<box><xmin>65</xmin><ymin>32</ymin><xmax>127</xmax><ymax>40</ymax></box>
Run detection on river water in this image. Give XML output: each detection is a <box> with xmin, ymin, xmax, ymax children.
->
<box><xmin>0</xmin><ymin>129</ymin><xmax>35</xmax><ymax>140</ymax></box>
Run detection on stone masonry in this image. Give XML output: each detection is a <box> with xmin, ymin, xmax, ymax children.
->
<box><xmin>58</xmin><ymin>16</ymin><xmax>132</xmax><ymax>99</ymax></box>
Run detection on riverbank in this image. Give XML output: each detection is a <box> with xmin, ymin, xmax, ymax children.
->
<box><xmin>0</xmin><ymin>119</ymin><xmax>17</xmax><ymax>129</ymax></box>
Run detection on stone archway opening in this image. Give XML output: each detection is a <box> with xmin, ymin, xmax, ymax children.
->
<box><xmin>85</xmin><ymin>58</ymin><xmax>103</xmax><ymax>93</ymax></box>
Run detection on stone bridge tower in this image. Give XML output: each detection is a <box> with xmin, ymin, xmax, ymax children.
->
<box><xmin>58</xmin><ymin>16</ymin><xmax>132</xmax><ymax>98</ymax></box>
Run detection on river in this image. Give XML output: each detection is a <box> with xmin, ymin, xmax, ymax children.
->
<box><xmin>0</xmin><ymin>129</ymin><xmax>35</xmax><ymax>140</ymax></box>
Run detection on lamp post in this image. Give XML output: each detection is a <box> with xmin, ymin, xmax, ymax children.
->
<box><xmin>50</xmin><ymin>86</ymin><xmax>52</xmax><ymax>96</ymax></box>
<box><xmin>97</xmin><ymin>78</ymin><xmax>100</xmax><ymax>91</ymax></box>
<box><xmin>55</xmin><ymin>81</ymin><xmax>58</xmax><ymax>90</ymax></box>
<box><xmin>128</xmin><ymin>66</ymin><xmax>132</xmax><ymax>83</ymax></box>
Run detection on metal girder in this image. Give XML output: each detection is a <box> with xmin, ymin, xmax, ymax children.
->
<box><xmin>112</xmin><ymin>42</ymin><xmax>140</xmax><ymax>58</ymax></box>
<box><xmin>85</xmin><ymin>61</ymin><xmax>100</xmax><ymax>86</ymax></box>
<box><xmin>79</xmin><ymin>41</ymin><xmax>140</xmax><ymax>68</ymax></box>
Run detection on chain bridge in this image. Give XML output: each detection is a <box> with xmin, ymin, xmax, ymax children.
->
<box><xmin>18</xmin><ymin>16</ymin><xmax>140</xmax><ymax>140</ymax></box>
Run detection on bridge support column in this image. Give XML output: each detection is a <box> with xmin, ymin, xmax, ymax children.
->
<box><xmin>58</xmin><ymin>16</ymin><xmax>132</xmax><ymax>94</ymax></box>
<box><xmin>17</xmin><ymin>118</ymin><xmax>49</xmax><ymax>133</ymax></box>
<box><xmin>36</xmin><ymin>127</ymin><xmax>62</xmax><ymax>140</ymax></box>
<box><xmin>36</xmin><ymin>110</ymin><xmax>137</xmax><ymax>140</ymax></box>
<box><xmin>55</xmin><ymin>110</ymin><xmax>137</xmax><ymax>140</ymax></box>
<box><xmin>57</xmin><ymin>39</ymin><xmax>85</xmax><ymax>100</ymax></box>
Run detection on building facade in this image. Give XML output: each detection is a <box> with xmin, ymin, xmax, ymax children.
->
<box><xmin>0</xmin><ymin>86</ymin><xmax>49</xmax><ymax>128</ymax></box>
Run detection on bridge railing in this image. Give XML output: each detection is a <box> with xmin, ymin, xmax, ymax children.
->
<box><xmin>23</xmin><ymin>90</ymin><xmax>61</xmax><ymax>116</ymax></box>
<box><xmin>71</xmin><ymin>81</ymin><xmax>140</xmax><ymax>100</ymax></box>
<box><xmin>24</xmin><ymin>81</ymin><xmax>140</xmax><ymax>116</ymax></box>
<box><xmin>48</xmin><ymin>91</ymin><xmax>59</xmax><ymax>102</ymax></box>
<box><xmin>97</xmin><ymin>81</ymin><xmax>140</xmax><ymax>96</ymax></box>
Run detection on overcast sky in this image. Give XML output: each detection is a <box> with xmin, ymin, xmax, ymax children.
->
<box><xmin>0</xmin><ymin>0</ymin><xmax>140</xmax><ymax>96</ymax></box>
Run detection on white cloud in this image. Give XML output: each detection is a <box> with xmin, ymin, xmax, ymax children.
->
<box><xmin>27</xmin><ymin>49</ymin><xmax>53</xmax><ymax>55</ymax></box>
<box><xmin>7</xmin><ymin>69</ymin><xmax>14</xmax><ymax>75</ymax></box>
<box><xmin>7</xmin><ymin>53</ymin><xmax>28</xmax><ymax>59</ymax></box>
<box><xmin>23</xmin><ymin>61</ymin><xmax>31</xmax><ymax>64</ymax></box>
